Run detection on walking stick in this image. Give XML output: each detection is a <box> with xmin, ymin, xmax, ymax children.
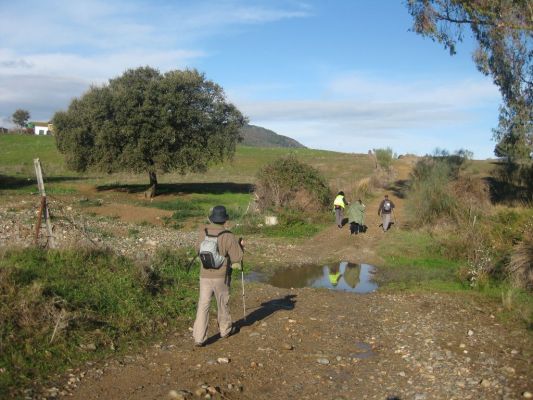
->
<box><xmin>185</xmin><ymin>254</ymin><xmax>198</xmax><ymax>274</ymax></box>
<box><xmin>241</xmin><ymin>264</ymin><xmax>246</xmax><ymax>321</ymax></box>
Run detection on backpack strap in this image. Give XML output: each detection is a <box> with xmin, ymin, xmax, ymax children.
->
<box><xmin>204</xmin><ymin>228</ymin><xmax>231</xmax><ymax>238</ymax></box>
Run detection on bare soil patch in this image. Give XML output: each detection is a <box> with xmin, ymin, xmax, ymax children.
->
<box><xmin>85</xmin><ymin>204</ymin><xmax>172</xmax><ymax>226</ymax></box>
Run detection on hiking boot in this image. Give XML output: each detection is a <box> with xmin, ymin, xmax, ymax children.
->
<box><xmin>221</xmin><ymin>326</ymin><xmax>239</xmax><ymax>339</ymax></box>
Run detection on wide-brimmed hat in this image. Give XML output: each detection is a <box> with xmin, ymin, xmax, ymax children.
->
<box><xmin>209</xmin><ymin>205</ymin><xmax>229</xmax><ymax>224</ymax></box>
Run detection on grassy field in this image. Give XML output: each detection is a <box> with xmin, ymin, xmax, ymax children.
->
<box><xmin>0</xmin><ymin>134</ymin><xmax>375</xmax><ymax>237</ymax></box>
<box><xmin>0</xmin><ymin>247</ymin><xmax>198</xmax><ymax>397</ymax></box>
<box><xmin>377</xmin><ymin>230</ymin><xmax>466</xmax><ymax>292</ymax></box>
<box><xmin>0</xmin><ymin>134</ymin><xmax>375</xmax><ymax>193</ymax></box>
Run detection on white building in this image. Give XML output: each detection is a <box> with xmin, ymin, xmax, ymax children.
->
<box><xmin>33</xmin><ymin>122</ymin><xmax>52</xmax><ymax>135</ymax></box>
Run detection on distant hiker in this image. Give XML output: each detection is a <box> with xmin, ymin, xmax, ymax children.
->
<box><xmin>193</xmin><ymin>205</ymin><xmax>244</xmax><ymax>347</ymax></box>
<box><xmin>333</xmin><ymin>191</ymin><xmax>349</xmax><ymax>228</ymax></box>
<box><xmin>346</xmin><ymin>199</ymin><xmax>366</xmax><ymax>235</ymax></box>
<box><xmin>378</xmin><ymin>194</ymin><xmax>395</xmax><ymax>232</ymax></box>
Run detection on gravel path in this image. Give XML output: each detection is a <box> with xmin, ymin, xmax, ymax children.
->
<box><xmin>36</xmin><ymin>285</ymin><xmax>532</xmax><ymax>400</ymax></box>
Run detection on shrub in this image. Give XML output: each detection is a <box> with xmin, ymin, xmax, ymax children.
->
<box><xmin>406</xmin><ymin>149</ymin><xmax>480</xmax><ymax>227</ymax></box>
<box><xmin>491</xmin><ymin>160</ymin><xmax>533</xmax><ymax>203</ymax></box>
<box><xmin>255</xmin><ymin>155</ymin><xmax>331</xmax><ymax>212</ymax></box>
<box><xmin>373</xmin><ymin>147</ymin><xmax>394</xmax><ymax>170</ymax></box>
<box><xmin>407</xmin><ymin>158</ymin><xmax>457</xmax><ymax>226</ymax></box>
<box><xmin>349</xmin><ymin>177</ymin><xmax>373</xmax><ymax>201</ymax></box>
<box><xmin>506</xmin><ymin>228</ymin><xmax>533</xmax><ymax>291</ymax></box>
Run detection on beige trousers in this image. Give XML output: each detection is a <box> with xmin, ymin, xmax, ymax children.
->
<box><xmin>192</xmin><ymin>277</ymin><xmax>232</xmax><ymax>344</ymax></box>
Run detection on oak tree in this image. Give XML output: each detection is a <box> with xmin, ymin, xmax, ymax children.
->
<box><xmin>53</xmin><ymin>67</ymin><xmax>246</xmax><ymax>196</ymax></box>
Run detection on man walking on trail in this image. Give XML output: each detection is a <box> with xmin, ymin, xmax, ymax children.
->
<box><xmin>333</xmin><ymin>191</ymin><xmax>349</xmax><ymax>228</ymax></box>
<box><xmin>193</xmin><ymin>205</ymin><xmax>244</xmax><ymax>347</ymax></box>
<box><xmin>346</xmin><ymin>199</ymin><xmax>366</xmax><ymax>235</ymax></box>
<box><xmin>378</xmin><ymin>194</ymin><xmax>395</xmax><ymax>232</ymax></box>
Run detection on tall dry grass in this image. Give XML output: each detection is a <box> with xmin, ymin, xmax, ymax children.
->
<box><xmin>507</xmin><ymin>229</ymin><xmax>533</xmax><ymax>291</ymax></box>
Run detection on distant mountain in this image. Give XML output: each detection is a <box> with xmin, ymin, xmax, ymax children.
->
<box><xmin>239</xmin><ymin>124</ymin><xmax>306</xmax><ymax>148</ymax></box>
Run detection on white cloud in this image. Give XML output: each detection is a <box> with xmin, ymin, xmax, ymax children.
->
<box><xmin>231</xmin><ymin>73</ymin><xmax>500</xmax><ymax>158</ymax></box>
<box><xmin>0</xmin><ymin>0</ymin><xmax>311</xmax><ymax>122</ymax></box>
<box><xmin>0</xmin><ymin>0</ymin><xmax>312</xmax><ymax>51</ymax></box>
<box><xmin>0</xmin><ymin>48</ymin><xmax>206</xmax><ymax>122</ymax></box>
<box><xmin>0</xmin><ymin>48</ymin><xmax>206</xmax><ymax>82</ymax></box>
<box><xmin>326</xmin><ymin>72</ymin><xmax>500</xmax><ymax>105</ymax></box>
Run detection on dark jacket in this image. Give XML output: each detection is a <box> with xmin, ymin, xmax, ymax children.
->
<box><xmin>378</xmin><ymin>198</ymin><xmax>395</xmax><ymax>215</ymax></box>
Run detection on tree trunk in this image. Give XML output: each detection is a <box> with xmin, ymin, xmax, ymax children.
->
<box><xmin>147</xmin><ymin>171</ymin><xmax>158</xmax><ymax>198</ymax></box>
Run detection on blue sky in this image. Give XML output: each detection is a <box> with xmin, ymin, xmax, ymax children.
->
<box><xmin>0</xmin><ymin>0</ymin><xmax>501</xmax><ymax>158</ymax></box>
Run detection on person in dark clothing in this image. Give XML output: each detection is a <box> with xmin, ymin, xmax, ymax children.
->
<box><xmin>377</xmin><ymin>194</ymin><xmax>395</xmax><ymax>232</ymax></box>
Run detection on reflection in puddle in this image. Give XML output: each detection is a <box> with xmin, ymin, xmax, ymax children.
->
<box><xmin>247</xmin><ymin>262</ymin><xmax>378</xmax><ymax>293</ymax></box>
<box><xmin>351</xmin><ymin>342</ymin><xmax>375</xmax><ymax>359</ymax></box>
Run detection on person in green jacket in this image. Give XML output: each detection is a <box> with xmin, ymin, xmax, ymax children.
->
<box><xmin>346</xmin><ymin>199</ymin><xmax>366</xmax><ymax>235</ymax></box>
<box><xmin>343</xmin><ymin>263</ymin><xmax>361</xmax><ymax>289</ymax></box>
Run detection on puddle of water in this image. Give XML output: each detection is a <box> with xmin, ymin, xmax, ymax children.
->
<box><xmin>350</xmin><ymin>341</ymin><xmax>375</xmax><ymax>359</ymax></box>
<box><xmin>247</xmin><ymin>262</ymin><xmax>378</xmax><ymax>293</ymax></box>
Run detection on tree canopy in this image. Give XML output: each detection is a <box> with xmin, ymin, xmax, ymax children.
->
<box><xmin>12</xmin><ymin>109</ymin><xmax>30</xmax><ymax>129</ymax></box>
<box><xmin>406</xmin><ymin>0</ymin><xmax>532</xmax><ymax>161</ymax></box>
<box><xmin>53</xmin><ymin>67</ymin><xmax>246</xmax><ymax>196</ymax></box>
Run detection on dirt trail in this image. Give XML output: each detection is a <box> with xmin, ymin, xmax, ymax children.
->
<box><xmin>53</xmin><ymin>285</ymin><xmax>532</xmax><ymax>400</ymax></box>
<box><xmin>285</xmin><ymin>164</ymin><xmax>410</xmax><ymax>268</ymax></box>
<box><xmin>45</xmin><ymin>165</ymin><xmax>533</xmax><ymax>400</ymax></box>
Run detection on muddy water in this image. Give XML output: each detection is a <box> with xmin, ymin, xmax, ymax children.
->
<box><xmin>247</xmin><ymin>262</ymin><xmax>378</xmax><ymax>293</ymax></box>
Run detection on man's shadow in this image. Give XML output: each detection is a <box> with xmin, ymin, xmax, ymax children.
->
<box><xmin>204</xmin><ymin>294</ymin><xmax>297</xmax><ymax>345</ymax></box>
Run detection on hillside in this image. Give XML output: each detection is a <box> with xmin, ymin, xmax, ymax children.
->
<box><xmin>0</xmin><ymin>134</ymin><xmax>373</xmax><ymax>189</ymax></box>
<box><xmin>239</xmin><ymin>124</ymin><xmax>306</xmax><ymax>148</ymax></box>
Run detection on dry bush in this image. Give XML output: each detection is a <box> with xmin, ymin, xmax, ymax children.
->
<box><xmin>352</xmin><ymin>177</ymin><xmax>373</xmax><ymax>199</ymax></box>
<box><xmin>343</xmin><ymin>177</ymin><xmax>373</xmax><ymax>203</ymax></box>
<box><xmin>507</xmin><ymin>229</ymin><xmax>533</xmax><ymax>291</ymax></box>
<box><xmin>369</xmin><ymin>169</ymin><xmax>395</xmax><ymax>189</ymax></box>
<box><xmin>255</xmin><ymin>155</ymin><xmax>331</xmax><ymax>212</ymax></box>
<box><xmin>451</xmin><ymin>176</ymin><xmax>491</xmax><ymax>220</ymax></box>
<box><xmin>292</xmin><ymin>188</ymin><xmax>326</xmax><ymax>212</ymax></box>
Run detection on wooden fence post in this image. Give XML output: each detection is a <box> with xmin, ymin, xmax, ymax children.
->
<box><xmin>34</xmin><ymin>158</ymin><xmax>55</xmax><ymax>248</ymax></box>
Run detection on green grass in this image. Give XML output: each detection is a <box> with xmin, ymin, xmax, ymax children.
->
<box><xmin>463</xmin><ymin>159</ymin><xmax>499</xmax><ymax>179</ymax></box>
<box><xmin>377</xmin><ymin>230</ymin><xmax>465</xmax><ymax>291</ymax></box>
<box><xmin>0</xmin><ymin>134</ymin><xmax>375</xmax><ymax>190</ymax></box>
<box><xmin>377</xmin><ymin>229</ymin><xmax>533</xmax><ymax>329</ymax></box>
<box><xmin>0</xmin><ymin>247</ymin><xmax>198</xmax><ymax>397</ymax></box>
<box><xmin>149</xmin><ymin>192</ymin><xmax>251</xmax><ymax>226</ymax></box>
<box><xmin>0</xmin><ymin>135</ymin><xmax>65</xmax><ymax>172</ymax></box>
